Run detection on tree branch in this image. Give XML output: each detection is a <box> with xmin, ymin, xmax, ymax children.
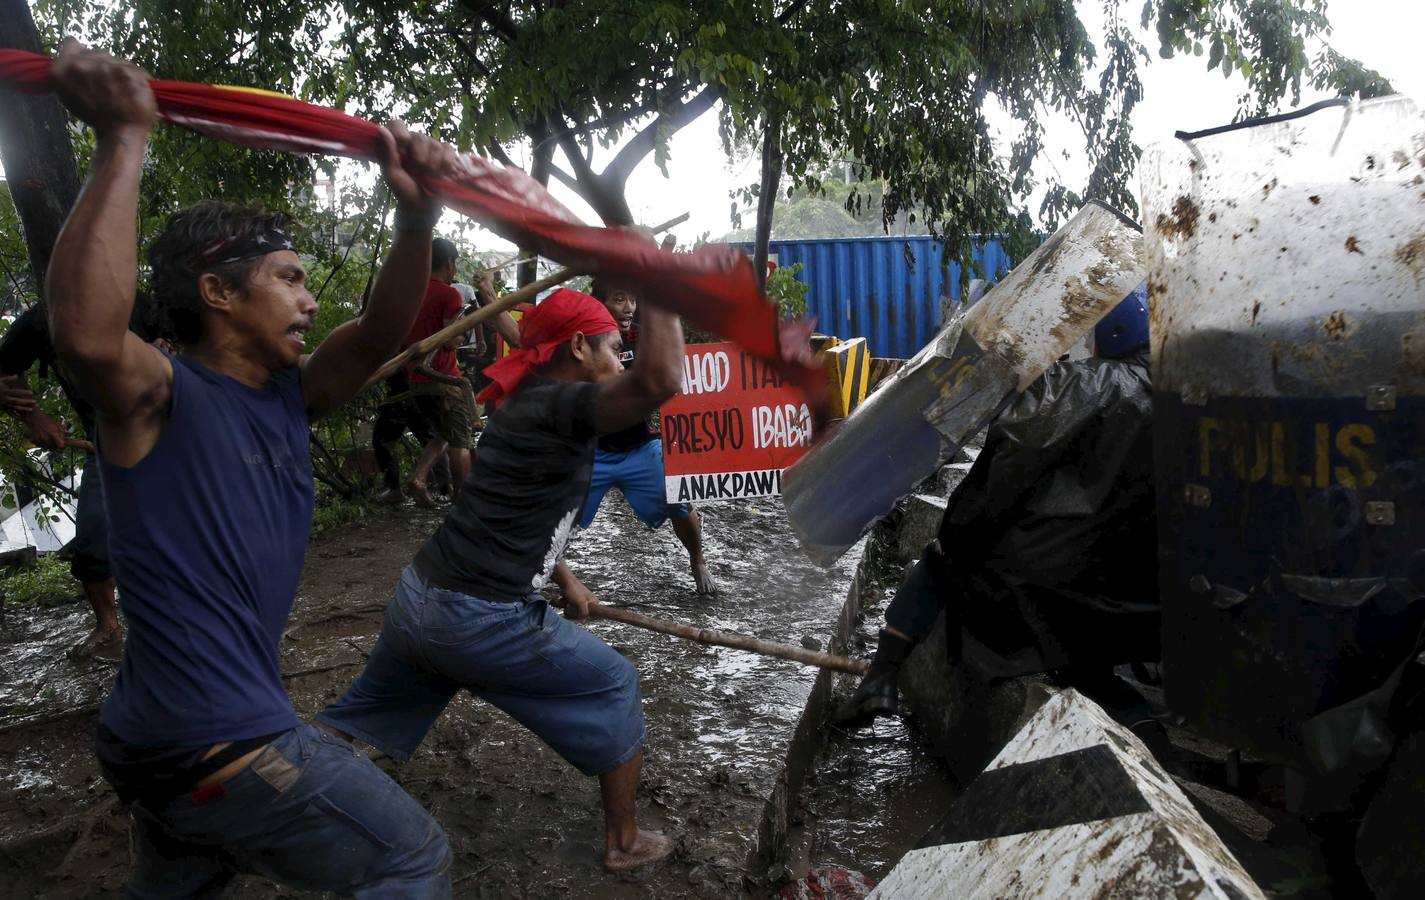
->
<box><xmin>545</xmin><ymin>162</ymin><xmax>580</xmax><ymax>192</ymax></box>
<box><xmin>561</xmin><ymin>99</ymin><xmax>659</xmax><ymax>140</ymax></box>
<box><xmin>486</xmin><ymin>141</ymin><xmax>519</xmax><ymax>169</ymax></box>
<box><xmin>455</xmin><ymin>0</ymin><xmax>519</xmax><ymax>42</ymax></box>
<box><xmin>776</xmin><ymin>0</ymin><xmax>812</xmax><ymax>24</ymax></box>
<box><xmin>602</xmin><ymin>82</ymin><xmax>725</xmax><ymax>188</ymax></box>
<box><xmin>551</xmin><ymin>111</ymin><xmax>599</xmax><ymax>187</ymax></box>
<box><xmin>441</xmin><ymin>28</ymin><xmax>493</xmax><ymax>79</ymax></box>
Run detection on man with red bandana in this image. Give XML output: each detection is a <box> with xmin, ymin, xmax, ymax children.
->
<box><xmin>319</xmin><ymin>284</ymin><xmax>682</xmax><ymax>872</ymax></box>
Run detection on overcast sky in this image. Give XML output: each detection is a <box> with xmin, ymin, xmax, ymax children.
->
<box><xmin>477</xmin><ymin>0</ymin><xmax>1425</xmax><ymax>250</ymax></box>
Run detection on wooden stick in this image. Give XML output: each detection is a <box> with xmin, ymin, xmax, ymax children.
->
<box><xmin>362</xmin><ymin>211</ymin><xmax>690</xmax><ymax>393</ymax></box>
<box><xmin>361</xmin><ymin>266</ymin><xmax>580</xmax><ymax>392</ymax></box>
<box><xmin>589</xmin><ymin>604</ymin><xmax>869</xmax><ymax>676</ymax></box>
<box><xmin>65</xmin><ymin>438</ymin><xmax>95</xmax><ymax>452</ymax></box>
<box><xmin>481</xmin><ymin>254</ymin><xmax>536</xmax><ymax>274</ymax></box>
<box><xmin>648</xmin><ymin>211</ymin><xmax>690</xmax><ymax>232</ymax></box>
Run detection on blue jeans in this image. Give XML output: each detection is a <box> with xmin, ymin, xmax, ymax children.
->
<box><xmin>126</xmin><ymin>725</ymin><xmax>450</xmax><ymax>898</ymax></box>
<box><xmin>318</xmin><ymin>566</ymin><xmax>645</xmax><ymax>776</ymax></box>
<box><xmin>579</xmin><ymin>441</ymin><xmax>691</xmax><ymax>529</ymax></box>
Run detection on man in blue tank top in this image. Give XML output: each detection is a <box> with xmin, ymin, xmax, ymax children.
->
<box><xmin>45</xmin><ymin>41</ymin><xmax>459</xmax><ymax>897</ymax></box>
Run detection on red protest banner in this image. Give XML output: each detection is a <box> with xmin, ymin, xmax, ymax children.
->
<box><xmin>662</xmin><ymin>342</ymin><xmax>815</xmax><ymax>502</ymax></box>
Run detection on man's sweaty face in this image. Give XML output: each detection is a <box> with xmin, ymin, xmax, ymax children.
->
<box><xmin>238</xmin><ymin>251</ymin><xmax>316</xmax><ymax>368</ymax></box>
<box><xmin>588</xmin><ymin>333</ymin><xmax>625</xmax><ymax>383</ymax></box>
<box><xmin>602</xmin><ymin>290</ymin><xmax>637</xmax><ymax>335</ymax></box>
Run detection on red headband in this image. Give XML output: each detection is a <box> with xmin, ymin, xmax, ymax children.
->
<box><xmin>477</xmin><ymin>288</ymin><xmax>618</xmax><ymax>405</ymax></box>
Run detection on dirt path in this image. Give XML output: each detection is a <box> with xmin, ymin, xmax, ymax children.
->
<box><xmin>0</xmin><ymin>495</ymin><xmax>858</xmax><ymax>898</ymax></box>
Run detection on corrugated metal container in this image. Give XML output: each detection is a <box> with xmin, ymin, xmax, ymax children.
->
<box><xmin>733</xmin><ymin>236</ymin><xmax>1012</xmax><ymax>358</ymax></box>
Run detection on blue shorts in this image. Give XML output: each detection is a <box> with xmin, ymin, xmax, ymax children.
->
<box><xmin>318</xmin><ymin>566</ymin><xmax>645</xmax><ymax>777</ymax></box>
<box><xmin>579</xmin><ymin>440</ymin><xmax>691</xmax><ymax>529</ymax></box>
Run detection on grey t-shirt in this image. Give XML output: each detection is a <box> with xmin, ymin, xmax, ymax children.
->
<box><xmin>413</xmin><ymin>378</ymin><xmax>599</xmax><ymax>601</ymax></box>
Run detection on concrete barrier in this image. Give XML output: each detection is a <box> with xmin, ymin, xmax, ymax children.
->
<box><xmin>895</xmin><ymin>494</ymin><xmax>947</xmax><ymax>564</ymax></box>
<box><xmin>871</xmin><ymin>690</ymin><xmax>1265</xmax><ymax>899</ymax></box>
<box><xmin>898</xmin><ymin>612</ymin><xmax>1051</xmax><ymax>784</ymax></box>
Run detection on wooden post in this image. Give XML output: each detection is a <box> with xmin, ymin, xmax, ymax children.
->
<box><xmin>589</xmin><ymin>604</ymin><xmax>869</xmax><ymax>676</ymax></box>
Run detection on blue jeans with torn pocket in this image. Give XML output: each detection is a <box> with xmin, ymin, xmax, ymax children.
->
<box><xmin>125</xmin><ymin>724</ymin><xmax>450</xmax><ymax>899</ymax></box>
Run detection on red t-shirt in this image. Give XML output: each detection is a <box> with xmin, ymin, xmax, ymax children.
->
<box><xmin>407</xmin><ymin>279</ymin><xmax>463</xmax><ymax>385</ymax></box>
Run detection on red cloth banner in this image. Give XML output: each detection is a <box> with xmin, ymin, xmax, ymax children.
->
<box><xmin>661</xmin><ymin>342</ymin><xmax>815</xmax><ymax>503</ymax></box>
<box><xmin>0</xmin><ymin>49</ymin><xmax>824</xmax><ymax>401</ymax></box>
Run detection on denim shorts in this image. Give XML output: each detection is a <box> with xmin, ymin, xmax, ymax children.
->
<box><xmin>579</xmin><ymin>440</ymin><xmax>691</xmax><ymax>529</ymax></box>
<box><xmin>125</xmin><ymin>724</ymin><xmax>450</xmax><ymax>898</ymax></box>
<box><xmin>318</xmin><ymin>566</ymin><xmax>645</xmax><ymax>776</ymax></box>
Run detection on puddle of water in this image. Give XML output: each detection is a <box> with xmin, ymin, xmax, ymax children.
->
<box><xmin>571</xmin><ymin>495</ymin><xmax>860</xmax><ymax>788</ymax></box>
<box><xmin>796</xmin><ymin>714</ymin><xmax>959</xmax><ymax>880</ymax></box>
<box><xmin>0</xmin><ymin>603</ymin><xmax>116</xmax><ymax>719</ymax></box>
<box><xmin>789</xmin><ymin>552</ymin><xmax>961</xmax><ymax>884</ymax></box>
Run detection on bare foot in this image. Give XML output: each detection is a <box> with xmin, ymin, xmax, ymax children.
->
<box><xmin>692</xmin><ymin>562</ymin><xmax>718</xmax><ymax>596</ymax></box>
<box><xmin>604</xmin><ymin>829</ymin><xmax>674</xmax><ymax>872</ymax></box>
<box><xmin>405</xmin><ymin>480</ymin><xmax>436</xmax><ymax>508</ymax></box>
<box><xmin>376</xmin><ymin>487</ymin><xmax>404</xmax><ymax>506</ymax></box>
<box><xmin>68</xmin><ymin>625</ymin><xmax>123</xmax><ymax>661</ymax></box>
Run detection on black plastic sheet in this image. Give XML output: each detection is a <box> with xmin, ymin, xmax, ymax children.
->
<box><xmin>933</xmin><ymin>352</ymin><xmax>1159</xmax><ymax>680</ymax></box>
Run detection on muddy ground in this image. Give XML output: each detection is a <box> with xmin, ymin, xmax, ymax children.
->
<box><xmin>0</xmin><ymin>495</ymin><xmax>881</xmax><ymax>898</ymax></box>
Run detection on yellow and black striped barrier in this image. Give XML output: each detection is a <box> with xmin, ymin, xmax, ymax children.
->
<box><xmin>825</xmin><ymin>337</ymin><xmax>872</xmax><ymax>418</ymax></box>
<box><xmin>867</xmin><ymin>357</ymin><xmax>906</xmax><ymax>392</ymax></box>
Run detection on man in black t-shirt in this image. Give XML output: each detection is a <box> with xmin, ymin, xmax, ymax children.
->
<box><xmin>320</xmin><ymin>285</ymin><xmax>682</xmax><ymax>872</ymax></box>
<box><xmin>569</xmin><ymin>270</ymin><xmax>717</xmax><ymax>595</ymax></box>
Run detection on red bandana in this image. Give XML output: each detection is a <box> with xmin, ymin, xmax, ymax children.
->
<box><xmin>477</xmin><ymin>288</ymin><xmax>618</xmax><ymax>405</ymax></box>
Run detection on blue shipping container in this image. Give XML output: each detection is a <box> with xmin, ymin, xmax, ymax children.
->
<box><xmin>733</xmin><ymin>235</ymin><xmax>1012</xmax><ymax>359</ymax></box>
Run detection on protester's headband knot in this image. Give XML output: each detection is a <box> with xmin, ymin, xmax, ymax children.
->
<box><xmin>190</xmin><ymin>225</ymin><xmax>296</xmax><ymax>270</ymax></box>
<box><xmin>476</xmin><ymin>288</ymin><xmax>618</xmax><ymax>405</ymax></box>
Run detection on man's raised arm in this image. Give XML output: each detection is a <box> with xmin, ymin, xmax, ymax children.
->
<box><xmin>300</xmin><ymin>125</ymin><xmax>461</xmax><ymax>419</ymax></box>
<box><xmin>593</xmin><ymin>299</ymin><xmax>684</xmax><ymax>435</ymax></box>
<box><xmin>45</xmin><ymin>41</ymin><xmax>173</xmax><ymax>449</ymax></box>
<box><xmin>476</xmin><ymin>272</ymin><xmax>521</xmax><ymax>348</ymax></box>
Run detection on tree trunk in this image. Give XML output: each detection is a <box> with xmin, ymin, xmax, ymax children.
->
<box><xmin>753</xmin><ymin>118</ymin><xmax>783</xmax><ymax>290</ymax></box>
<box><xmin>0</xmin><ymin>0</ymin><xmax>81</xmax><ymax>301</ymax></box>
<box><xmin>575</xmin><ymin>170</ymin><xmax>633</xmax><ymax>227</ymax></box>
<box><xmin>518</xmin><ymin>138</ymin><xmax>554</xmax><ymax>289</ymax></box>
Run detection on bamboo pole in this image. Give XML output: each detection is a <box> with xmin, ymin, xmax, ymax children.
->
<box><xmin>361</xmin><ymin>211</ymin><xmax>691</xmax><ymax>393</ymax></box>
<box><xmin>480</xmin><ymin>253</ymin><xmax>535</xmax><ymax>274</ymax></box>
<box><xmin>589</xmin><ymin>604</ymin><xmax>870</xmax><ymax>676</ymax></box>
<box><xmin>647</xmin><ymin>211</ymin><xmax>690</xmax><ymax>232</ymax></box>
<box><xmin>361</xmin><ymin>266</ymin><xmax>579</xmax><ymax>392</ymax></box>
